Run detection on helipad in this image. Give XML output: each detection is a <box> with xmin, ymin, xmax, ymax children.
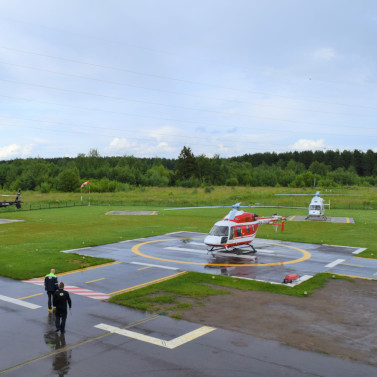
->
<box><xmin>63</xmin><ymin>231</ymin><xmax>374</xmax><ymax>284</ymax></box>
<box><xmin>106</xmin><ymin>210</ymin><xmax>158</xmax><ymax>215</ymax></box>
<box><xmin>287</xmin><ymin>215</ymin><xmax>355</xmax><ymax>223</ymax></box>
<box><xmin>0</xmin><ymin>219</ymin><xmax>23</xmax><ymax>224</ymax></box>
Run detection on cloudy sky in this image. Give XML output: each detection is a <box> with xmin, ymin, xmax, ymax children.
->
<box><xmin>0</xmin><ymin>0</ymin><xmax>376</xmax><ymax>160</ymax></box>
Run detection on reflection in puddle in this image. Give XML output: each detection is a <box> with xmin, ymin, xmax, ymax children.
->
<box><xmin>44</xmin><ymin>313</ymin><xmax>71</xmax><ymax>376</ymax></box>
<box><xmin>206</xmin><ymin>255</ymin><xmax>257</xmax><ymax>266</ymax></box>
<box><xmin>205</xmin><ymin>254</ymin><xmax>259</xmax><ymax>277</ymax></box>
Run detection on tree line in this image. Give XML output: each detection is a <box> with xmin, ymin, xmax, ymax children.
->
<box><xmin>0</xmin><ymin>147</ymin><xmax>376</xmax><ymax>192</ymax></box>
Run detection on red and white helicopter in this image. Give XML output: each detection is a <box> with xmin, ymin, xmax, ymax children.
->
<box><xmin>0</xmin><ymin>189</ymin><xmax>22</xmax><ymax>209</ymax></box>
<box><xmin>165</xmin><ymin>203</ymin><xmax>286</xmax><ymax>254</ymax></box>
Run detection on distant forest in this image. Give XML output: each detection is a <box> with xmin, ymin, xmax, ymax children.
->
<box><xmin>1</xmin><ymin>147</ymin><xmax>377</xmax><ymax>192</ymax></box>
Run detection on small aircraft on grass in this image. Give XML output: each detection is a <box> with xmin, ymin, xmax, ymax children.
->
<box><xmin>0</xmin><ymin>189</ymin><xmax>22</xmax><ymax>209</ymax></box>
<box><xmin>165</xmin><ymin>203</ymin><xmax>286</xmax><ymax>254</ymax></box>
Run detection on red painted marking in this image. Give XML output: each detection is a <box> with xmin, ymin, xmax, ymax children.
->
<box><xmin>23</xmin><ymin>279</ymin><xmax>110</xmax><ymax>301</ymax></box>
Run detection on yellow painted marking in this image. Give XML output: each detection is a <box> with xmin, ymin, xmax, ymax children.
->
<box><xmin>85</xmin><ymin>278</ymin><xmax>105</xmax><ymax>284</ymax></box>
<box><xmin>94</xmin><ymin>323</ymin><xmax>216</xmax><ymax>349</ymax></box>
<box><xmin>332</xmin><ymin>273</ymin><xmax>376</xmax><ymax>281</ymax></box>
<box><xmin>48</xmin><ymin>261</ymin><xmax>121</xmax><ymax>278</ymax></box>
<box><xmin>108</xmin><ymin>271</ymin><xmax>187</xmax><ymax>295</ymax></box>
<box><xmin>18</xmin><ymin>293</ymin><xmax>43</xmax><ymax>300</ymax></box>
<box><xmin>137</xmin><ymin>266</ymin><xmax>152</xmax><ymax>271</ymax></box>
<box><xmin>346</xmin><ymin>217</ymin><xmax>350</xmax><ymax>223</ymax></box>
<box><xmin>289</xmin><ymin>216</ymin><xmax>296</xmax><ymax>221</ymax></box>
<box><xmin>151</xmin><ymin>211</ymin><xmax>157</xmax><ymax>215</ymax></box>
<box><xmin>341</xmin><ymin>263</ymin><xmax>365</xmax><ymax>268</ymax></box>
<box><xmin>131</xmin><ymin>238</ymin><xmax>311</xmax><ymax>267</ymax></box>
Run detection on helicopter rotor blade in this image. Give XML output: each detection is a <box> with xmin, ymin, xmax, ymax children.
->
<box><xmin>164</xmin><ymin>203</ymin><xmax>256</xmax><ymax>211</ymax></box>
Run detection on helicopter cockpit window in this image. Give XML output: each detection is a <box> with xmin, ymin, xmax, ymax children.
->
<box><xmin>209</xmin><ymin>225</ymin><xmax>229</xmax><ymax>237</ymax></box>
<box><xmin>310</xmin><ymin>205</ymin><xmax>321</xmax><ymax>210</ymax></box>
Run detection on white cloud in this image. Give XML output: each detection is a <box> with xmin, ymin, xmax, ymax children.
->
<box><xmin>289</xmin><ymin>138</ymin><xmax>325</xmax><ymax>151</ymax></box>
<box><xmin>105</xmin><ymin>137</ymin><xmax>176</xmax><ymax>157</ymax></box>
<box><xmin>0</xmin><ymin>144</ymin><xmax>21</xmax><ymax>159</ymax></box>
<box><xmin>105</xmin><ymin>137</ymin><xmax>138</xmax><ymax>154</ymax></box>
<box><xmin>148</xmin><ymin>126</ymin><xmax>179</xmax><ymax>142</ymax></box>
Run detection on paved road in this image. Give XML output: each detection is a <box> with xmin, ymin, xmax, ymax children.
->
<box><xmin>1</xmin><ymin>232</ymin><xmax>377</xmax><ymax>376</ymax></box>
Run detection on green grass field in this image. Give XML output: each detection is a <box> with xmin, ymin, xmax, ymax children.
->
<box><xmin>2</xmin><ymin>185</ymin><xmax>376</xmax><ymax>209</ymax></box>
<box><xmin>1</xmin><ymin>186</ymin><xmax>376</xmax><ymax>279</ymax></box>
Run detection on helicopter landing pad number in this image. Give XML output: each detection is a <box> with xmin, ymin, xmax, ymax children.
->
<box><xmin>131</xmin><ymin>238</ymin><xmax>311</xmax><ymax>267</ymax></box>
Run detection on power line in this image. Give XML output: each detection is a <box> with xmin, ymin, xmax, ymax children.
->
<box><xmin>1</xmin><ymin>78</ymin><xmax>376</xmax><ymax>132</ymax></box>
<box><xmin>1</xmin><ymin>112</ymin><xmax>376</xmax><ymax>140</ymax></box>
<box><xmin>0</xmin><ymin>44</ymin><xmax>376</xmax><ymax>111</ymax></box>
<box><xmin>0</xmin><ymin>60</ymin><xmax>375</xmax><ymax>118</ymax></box>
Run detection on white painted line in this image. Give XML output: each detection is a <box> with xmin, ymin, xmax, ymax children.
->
<box><xmin>325</xmin><ymin>259</ymin><xmax>345</xmax><ymax>268</ymax></box>
<box><xmin>165</xmin><ymin>246</ymin><xmax>207</xmax><ymax>254</ymax></box>
<box><xmin>94</xmin><ymin>323</ymin><xmax>216</xmax><ymax>349</ymax></box>
<box><xmin>130</xmin><ymin>262</ymin><xmax>180</xmax><ymax>271</ymax></box>
<box><xmin>254</xmin><ymin>249</ymin><xmax>275</xmax><ymax>254</ymax></box>
<box><xmin>293</xmin><ymin>275</ymin><xmax>313</xmax><ymax>285</ymax></box>
<box><xmin>188</xmin><ymin>241</ymin><xmax>205</xmax><ymax>246</ymax></box>
<box><xmin>213</xmin><ymin>251</ymin><xmax>257</xmax><ymax>260</ymax></box>
<box><xmin>0</xmin><ymin>294</ymin><xmax>41</xmax><ymax>309</ymax></box>
<box><xmin>235</xmin><ymin>274</ymin><xmax>313</xmax><ymax>287</ymax></box>
<box><xmin>352</xmin><ymin>248</ymin><xmax>367</xmax><ymax>255</ymax></box>
<box><xmin>165</xmin><ymin>231</ymin><xmax>204</xmax><ymax>236</ymax></box>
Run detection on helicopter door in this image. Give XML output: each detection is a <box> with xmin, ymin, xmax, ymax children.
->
<box><xmin>229</xmin><ymin>227</ymin><xmax>234</xmax><ymax>240</ymax></box>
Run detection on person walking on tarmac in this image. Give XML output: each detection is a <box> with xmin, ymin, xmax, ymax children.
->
<box><xmin>53</xmin><ymin>282</ymin><xmax>72</xmax><ymax>334</ymax></box>
<box><xmin>44</xmin><ymin>268</ymin><xmax>58</xmax><ymax>312</ymax></box>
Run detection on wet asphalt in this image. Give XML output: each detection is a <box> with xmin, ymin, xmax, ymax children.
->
<box><xmin>1</xmin><ymin>232</ymin><xmax>377</xmax><ymax>376</ymax></box>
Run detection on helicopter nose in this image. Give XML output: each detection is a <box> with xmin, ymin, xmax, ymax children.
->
<box><xmin>204</xmin><ymin>235</ymin><xmax>228</xmax><ymax>246</ymax></box>
<box><xmin>204</xmin><ymin>235</ymin><xmax>219</xmax><ymax>246</ymax></box>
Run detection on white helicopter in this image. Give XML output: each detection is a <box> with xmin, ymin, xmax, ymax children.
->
<box><xmin>276</xmin><ymin>191</ymin><xmax>331</xmax><ymax>220</ymax></box>
<box><xmin>165</xmin><ymin>203</ymin><xmax>286</xmax><ymax>254</ymax></box>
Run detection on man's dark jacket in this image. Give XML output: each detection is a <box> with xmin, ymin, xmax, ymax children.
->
<box><xmin>44</xmin><ymin>273</ymin><xmax>58</xmax><ymax>292</ymax></box>
<box><xmin>53</xmin><ymin>289</ymin><xmax>72</xmax><ymax>313</ymax></box>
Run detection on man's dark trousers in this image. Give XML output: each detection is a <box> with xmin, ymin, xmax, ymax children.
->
<box><xmin>55</xmin><ymin>311</ymin><xmax>68</xmax><ymax>332</ymax></box>
<box><xmin>47</xmin><ymin>291</ymin><xmax>54</xmax><ymax>310</ymax></box>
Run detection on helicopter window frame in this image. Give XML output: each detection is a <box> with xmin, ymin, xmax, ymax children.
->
<box><xmin>236</xmin><ymin>226</ymin><xmax>242</xmax><ymax>237</ymax></box>
<box><xmin>246</xmin><ymin>225</ymin><xmax>250</xmax><ymax>234</ymax></box>
<box><xmin>229</xmin><ymin>227</ymin><xmax>234</xmax><ymax>239</ymax></box>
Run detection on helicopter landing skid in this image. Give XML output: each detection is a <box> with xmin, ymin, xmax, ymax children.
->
<box><xmin>207</xmin><ymin>244</ymin><xmax>257</xmax><ymax>255</ymax></box>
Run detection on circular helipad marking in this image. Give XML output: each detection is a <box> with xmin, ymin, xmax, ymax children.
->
<box><xmin>132</xmin><ymin>238</ymin><xmax>311</xmax><ymax>267</ymax></box>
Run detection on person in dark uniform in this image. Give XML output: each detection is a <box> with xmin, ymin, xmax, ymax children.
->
<box><xmin>53</xmin><ymin>282</ymin><xmax>72</xmax><ymax>334</ymax></box>
<box><xmin>44</xmin><ymin>268</ymin><xmax>58</xmax><ymax>312</ymax></box>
